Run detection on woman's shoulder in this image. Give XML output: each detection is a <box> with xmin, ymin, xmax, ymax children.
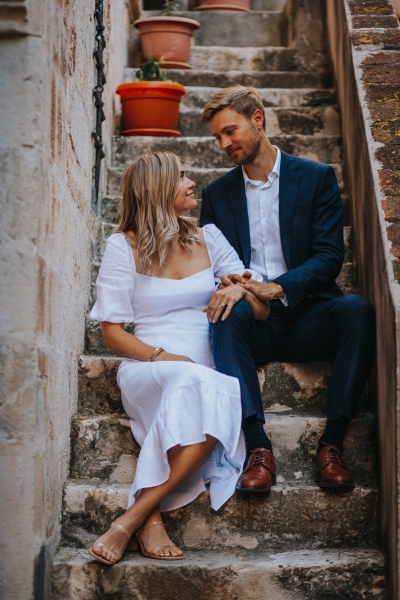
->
<box><xmin>106</xmin><ymin>231</ymin><xmax>131</xmax><ymax>250</ymax></box>
<box><xmin>201</xmin><ymin>223</ymin><xmax>228</xmax><ymax>245</ymax></box>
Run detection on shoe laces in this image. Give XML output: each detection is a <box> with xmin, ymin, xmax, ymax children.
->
<box><xmin>246</xmin><ymin>448</ymin><xmax>270</xmax><ymax>469</ymax></box>
<box><xmin>325</xmin><ymin>445</ymin><xmax>345</xmax><ymax>468</ymax></box>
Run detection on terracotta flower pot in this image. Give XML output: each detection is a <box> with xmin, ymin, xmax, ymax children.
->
<box><xmin>134</xmin><ymin>16</ymin><xmax>200</xmax><ymax>69</ymax></box>
<box><xmin>116</xmin><ymin>81</ymin><xmax>186</xmax><ymax>137</ymax></box>
<box><xmin>195</xmin><ymin>0</ymin><xmax>250</xmax><ymax>10</ymax></box>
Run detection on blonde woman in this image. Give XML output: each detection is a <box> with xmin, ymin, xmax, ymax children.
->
<box><xmin>88</xmin><ymin>151</ymin><xmax>268</xmax><ymax>566</ymax></box>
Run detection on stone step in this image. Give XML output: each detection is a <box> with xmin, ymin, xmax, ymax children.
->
<box><xmin>70</xmin><ymin>413</ymin><xmax>376</xmax><ymax>485</ymax></box>
<box><xmin>128</xmin><ymin>47</ymin><xmax>303</xmax><ymax>74</ymax></box>
<box><xmin>51</xmin><ymin>547</ymin><xmax>386</xmax><ymax>600</ymax></box>
<box><xmin>125</xmin><ymin>67</ymin><xmax>329</xmax><ymax>89</ymax></box>
<box><xmin>140</xmin><ymin>11</ymin><xmax>282</xmax><ymax>47</ymax></box>
<box><xmin>107</xmin><ymin>162</ymin><xmax>345</xmax><ymax>199</ymax></box>
<box><xmin>77</xmin><ymin>356</ymin><xmax>369</xmax><ymax>418</ymax></box>
<box><xmin>176</xmin><ymin>105</ymin><xmax>340</xmax><ymax>137</ymax></box>
<box><xmin>112</xmin><ymin>135</ymin><xmax>342</xmax><ymax>169</ymax></box>
<box><xmin>189</xmin><ymin>46</ymin><xmax>301</xmax><ymax>72</ymax></box>
<box><xmin>251</xmin><ymin>0</ymin><xmax>286</xmax><ymax>8</ymax></box>
<box><xmin>181</xmin><ymin>86</ymin><xmax>336</xmax><ymax>109</ymax></box>
<box><xmin>62</xmin><ymin>480</ymin><xmax>377</xmax><ymax>551</ymax></box>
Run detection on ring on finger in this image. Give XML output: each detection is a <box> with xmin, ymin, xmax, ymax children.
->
<box><xmin>219</xmin><ymin>303</ymin><xmax>225</xmax><ymax>307</ymax></box>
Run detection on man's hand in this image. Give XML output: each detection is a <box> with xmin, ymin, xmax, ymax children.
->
<box><xmin>204</xmin><ymin>284</ymin><xmax>246</xmax><ymax>323</ymax></box>
<box><xmin>243</xmin><ymin>280</ymin><xmax>285</xmax><ymax>302</ymax></box>
<box><xmin>225</xmin><ymin>271</ymin><xmax>253</xmax><ymax>285</ymax></box>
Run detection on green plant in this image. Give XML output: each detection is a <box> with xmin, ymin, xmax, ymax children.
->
<box><xmin>160</xmin><ymin>0</ymin><xmax>182</xmax><ymax>15</ymax></box>
<box><xmin>136</xmin><ymin>58</ymin><xmax>169</xmax><ymax>81</ymax></box>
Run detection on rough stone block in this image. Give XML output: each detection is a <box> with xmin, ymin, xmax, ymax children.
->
<box><xmin>350</xmin><ymin>29</ymin><xmax>400</xmax><ymax>46</ymax></box>
<box><xmin>62</xmin><ymin>481</ymin><xmax>378</xmax><ymax>551</ymax></box>
<box><xmin>381</xmin><ymin>196</ymin><xmax>400</xmax><ymax>222</ymax></box>
<box><xmin>379</xmin><ymin>169</ymin><xmax>400</xmax><ymax>196</ymax></box>
<box><xmin>352</xmin><ymin>15</ymin><xmax>399</xmax><ymax>28</ymax></box>
<box><xmin>51</xmin><ymin>548</ymin><xmax>386</xmax><ymax>600</ymax></box>
<box><xmin>348</xmin><ymin>0</ymin><xmax>395</xmax><ymax>16</ymax></box>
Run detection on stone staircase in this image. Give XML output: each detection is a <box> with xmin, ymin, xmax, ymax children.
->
<box><xmin>51</xmin><ymin>1</ymin><xmax>386</xmax><ymax>597</ymax></box>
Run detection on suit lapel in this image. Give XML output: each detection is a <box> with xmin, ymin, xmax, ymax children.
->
<box><xmin>226</xmin><ymin>167</ymin><xmax>251</xmax><ymax>267</ymax></box>
<box><xmin>279</xmin><ymin>151</ymin><xmax>301</xmax><ymax>270</ymax></box>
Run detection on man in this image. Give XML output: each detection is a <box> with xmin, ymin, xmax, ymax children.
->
<box><xmin>200</xmin><ymin>85</ymin><xmax>376</xmax><ymax>494</ymax></box>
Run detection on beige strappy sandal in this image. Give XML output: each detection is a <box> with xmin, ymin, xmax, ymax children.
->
<box><xmin>136</xmin><ymin>521</ymin><xmax>185</xmax><ymax>561</ymax></box>
<box><xmin>88</xmin><ymin>522</ymin><xmax>131</xmax><ymax>566</ymax></box>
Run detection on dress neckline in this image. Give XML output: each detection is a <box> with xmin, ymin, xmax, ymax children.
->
<box><xmin>136</xmin><ymin>266</ymin><xmax>213</xmax><ymax>281</ymax></box>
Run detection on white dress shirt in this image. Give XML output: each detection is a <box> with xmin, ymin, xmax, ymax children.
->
<box><xmin>242</xmin><ymin>146</ymin><xmax>288</xmax><ymax>305</ymax></box>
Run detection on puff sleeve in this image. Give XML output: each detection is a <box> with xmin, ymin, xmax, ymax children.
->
<box><xmin>203</xmin><ymin>224</ymin><xmax>262</xmax><ymax>282</ymax></box>
<box><xmin>90</xmin><ymin>233</ymin><xmax>135</xmax><ymax>324</ymax></box>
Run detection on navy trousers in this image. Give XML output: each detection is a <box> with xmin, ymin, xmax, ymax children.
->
<box><xmin>209</xmin><ymin>294</ymin><xmax>376</xmax><ymax>423</ymax></box>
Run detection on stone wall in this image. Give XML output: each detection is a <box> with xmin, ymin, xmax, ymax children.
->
<box><xmin>324</xmin><ymin>1</ymin><xmax>400</xmax><ymax>598</ymax></box>
<box><xmin>0</xmin><ymin>1</ymin><xmax>131</xmax><ymax>598</ymax></box>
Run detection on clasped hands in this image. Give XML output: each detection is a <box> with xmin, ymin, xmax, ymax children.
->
<box><xmin>204</xmin><ymin>271</ymin><xmax>284</xmax><ymax>323</ymax></box>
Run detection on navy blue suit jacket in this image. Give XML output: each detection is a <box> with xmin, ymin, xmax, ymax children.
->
<box><xmin>200</xmin><ymin>150</ymin><xmax>344</xmax><ymax>309</ymax></box>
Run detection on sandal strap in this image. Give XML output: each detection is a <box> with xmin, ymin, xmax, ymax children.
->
<box><xmin>136</xmin><ymin>520</ymin><xmax>164</xmax><ymax>536</ymax></box>
<box><xmin>111</xmin><ymin>522</ymin><xmax>130</xmax><ymax>540</ymax></box>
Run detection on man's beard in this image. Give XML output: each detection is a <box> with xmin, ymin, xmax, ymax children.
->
<box><xmin>229</xmin><ymin>129</ymin><xmax>262</xmax><ymax>166</ymax></box>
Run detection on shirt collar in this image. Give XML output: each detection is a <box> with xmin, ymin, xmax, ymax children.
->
<box><xmin>242</xmin><ymin>146</ymin><xmax>281</xmax><ymax>186</ymax></box>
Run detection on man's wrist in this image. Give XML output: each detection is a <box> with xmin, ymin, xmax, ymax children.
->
<box><xmin>271</xmin><ymin>282</ymin><xmax>284</xmax><ymax>298</ymax></box>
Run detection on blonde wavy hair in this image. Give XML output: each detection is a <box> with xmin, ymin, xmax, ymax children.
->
<box><xmin>116</xmin><ymin>151</ymin><xmax>203</xmax><ymax>275</ymax></box>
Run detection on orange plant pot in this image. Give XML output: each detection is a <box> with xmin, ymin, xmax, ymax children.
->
<box><xmin>134</xmin><ymin>16</ymin><xmax>200</xmax><ymax>69</ymax></box>
<box><xmin>116</xmin><ymin>81</ymin><xmax>186</xmax><ymax>137</ymax></box>
<box><xmin>195</xmin><ymin>0</ymin><xmax>250</xmax><ymax>10</ymax></box>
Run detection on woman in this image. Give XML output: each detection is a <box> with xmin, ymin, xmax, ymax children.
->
<box><xmin>88</xmin><ymin>151</ymin><xmax>269</xmax><ymax>566</ymax></box>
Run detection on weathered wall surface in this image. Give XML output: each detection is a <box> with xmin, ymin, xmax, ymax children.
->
<box><xmin>325</xmin><ymin>1</ymin><xmax>400</xmax><ymax>598</ymax></box>
<box><xmin>0</xmin><ymin>1</ymin><xmax>131</xmax><ymax>598</ymax></box>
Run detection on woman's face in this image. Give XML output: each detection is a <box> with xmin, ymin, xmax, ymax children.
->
<box><xmin>173</xmin><ymin>161</ymin><xmax>196</xmax><ymax>216</ymax></box>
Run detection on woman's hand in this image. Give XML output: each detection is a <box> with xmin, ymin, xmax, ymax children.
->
<box><xmin>204</xmin><ymin>284</ymin><xmax>246</xmax><ymax>323</ymax></box>
<box><xmin>154</xmin><ymin>350</ymin><xmax>194</xmax><ymax>363</ymax></box>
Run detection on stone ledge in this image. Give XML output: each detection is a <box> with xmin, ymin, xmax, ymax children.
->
<box><xmin>112</xmin><ymin>135</ymin><xmax>342</xmax><ymax>169</ymax></box>
<box><xmin>69</xmin><ymin>413</ymin><xmax>376</xmax><ymax>484</ymax></box>
<box><xmin>78</xmin><ymin>356</ymin><xmax>337</xmax><ymax>416</ymax></box>
<box><xmin>62</xmin><ymin>480</ymin><xmax>378</xmax><ymax>551</ymax></box>
<box><xmin>51</xmin><ymin>547</ymin><xmax>386</xmax><ymax>600</ymax></box>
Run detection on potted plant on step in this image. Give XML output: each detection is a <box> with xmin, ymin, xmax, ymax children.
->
<box><xmin>134</xmin><ymin>1</ymin><xmax>200</xmax><ymax>69</ymax></box>
<box><xmin>116</xmin><ymin>58</ymin><xmax>186</xmax><ymax>137</ymax></box>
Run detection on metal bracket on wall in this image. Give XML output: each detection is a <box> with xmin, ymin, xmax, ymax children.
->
<box><xmin>92</xmin><ymin>1</ymin><xmax>106</xmax><ymax>204</ymax></box>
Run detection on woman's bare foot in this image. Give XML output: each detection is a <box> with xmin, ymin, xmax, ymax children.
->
<box><xmin>88</xmin><ymin>518</ymin><xmax>138</xmax><ymax>565</ymax></box>
<box><xmin>136</xmin><ymin>518</ymin><xmax>184</xmax><ymax>559</ymax></box>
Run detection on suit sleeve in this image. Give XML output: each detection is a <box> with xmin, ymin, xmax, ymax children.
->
<box><xmin>274</xmin><ymin>166</ymin><xmax>344</xmax><ymax>308</ymax></box>
<box><xmin>199</xmin><ymin>185</ymin><xmax>216</xmax><ymax>227</ymax></box>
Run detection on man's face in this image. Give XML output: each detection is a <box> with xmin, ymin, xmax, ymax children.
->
<box><xmin>208</xmin><ymin>107</ymin><xmax>263</xmax><ymax>166</ymax></box>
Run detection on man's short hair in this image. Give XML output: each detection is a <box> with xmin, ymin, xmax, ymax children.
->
<box><xmin>201</xmin><ymin>85</ymin><xmax>266</xmax><ymax>130</ymax></box>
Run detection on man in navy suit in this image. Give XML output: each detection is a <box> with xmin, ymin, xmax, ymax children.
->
<box><xmin>200</xmin><ymin>85</ymin><xmax>375</xmax><ymax>494</ymax></box>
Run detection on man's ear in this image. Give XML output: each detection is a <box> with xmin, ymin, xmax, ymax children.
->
<box><xmin>252</xmin><ymin>109</ymin><xmax>265</xmax><ymax>131</ymax></box>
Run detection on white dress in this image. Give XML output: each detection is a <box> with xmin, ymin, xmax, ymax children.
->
<box><xmin>90</xmin><ymin>224</ymin><xmax>261</xmax><ymax>512</ymax></box>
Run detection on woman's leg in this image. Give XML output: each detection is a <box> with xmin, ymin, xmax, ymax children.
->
<box><xmin>90</xmin><ymin>435</ymin><xmax>217</xmax><ymax>563</ymax></box>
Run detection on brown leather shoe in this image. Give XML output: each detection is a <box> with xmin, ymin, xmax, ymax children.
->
<box><xmin>235</xmin><ymin>448</ymin><xmax>276</xmax><ymax>494</ymax></box>
<box><xmin>316</xmin><ymin>445</ymin><xmax>355</xmax><ymax>491</ymax></box>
